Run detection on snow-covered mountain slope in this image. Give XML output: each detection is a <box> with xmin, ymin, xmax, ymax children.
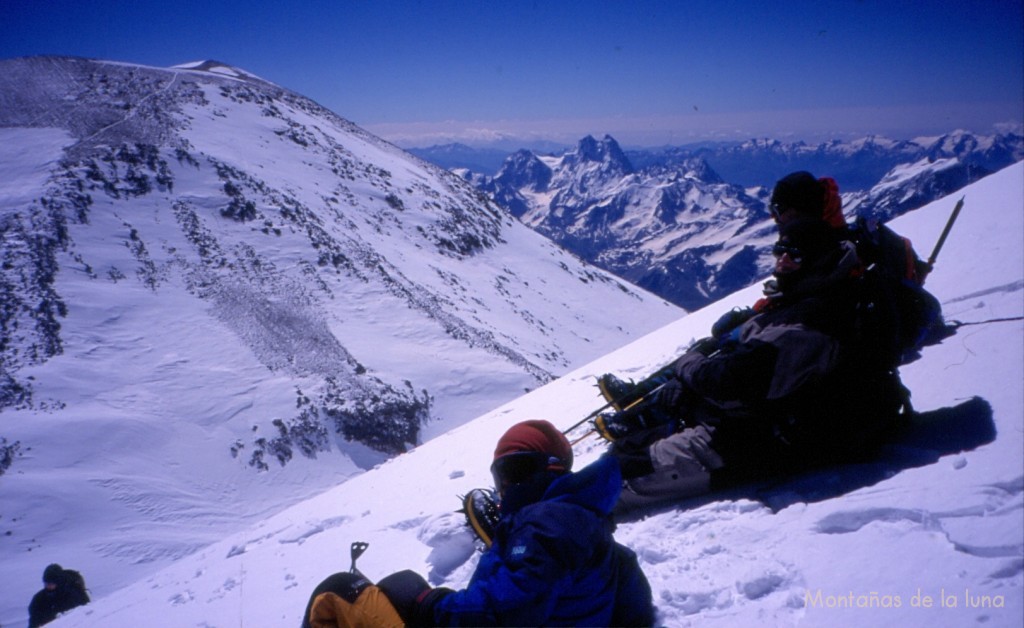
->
<box><xmin>844</xmin><ymin>156</ymin><xmax>981</xmax><ymax>222</ymax></box>
<box><xmin>55</xmin><ymin>163</ymin><xmax>1023</xmax><ymax>627</ymax></box>
<box><xmin>0</xmin><ymin>56</ymin><xmax>682</xmax><ymax>625</ymax></box>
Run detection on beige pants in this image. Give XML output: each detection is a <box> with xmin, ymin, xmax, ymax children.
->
<box><xmin>617</xmin><ymin>424</ymin><xmax>725</xmax><ymax>511</ymax></box>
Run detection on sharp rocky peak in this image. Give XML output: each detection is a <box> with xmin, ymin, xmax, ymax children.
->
<box><xmin>564</xmin><ymin>134</ymin><xmax>634</xmax><ymax>174</ymax></box>
<box><xmin>495</xmin><ymin>149</ymin><xmax>553</xmax><ymax>191</ymax></box>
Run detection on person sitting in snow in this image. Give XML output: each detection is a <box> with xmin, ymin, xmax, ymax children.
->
<box><xmin>597</xmin><ymin>213</ymin><xmax>913</xmax><ymax>512</ymax></box>
<box><xmin>28</xmin><ymin>563</ymin><xmax>90</xmax><ymax>627</ymax></box>
<box><xmin>767</xmin><ymin>171</ymin><xmax>945</xmax><ymax>362</ymax></box>
<box><xmin>303</xmin><ymin>419</ymin><xmax>654</xmax><ymax>627</ymax></box>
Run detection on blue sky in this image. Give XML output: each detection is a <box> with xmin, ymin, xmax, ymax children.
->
<box><xmin>2</xmin><ymin>0</ymin><xmax>1022</xmax><ymax>147</ymax></box>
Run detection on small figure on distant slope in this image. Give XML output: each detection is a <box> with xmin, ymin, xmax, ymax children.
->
<box><xmin>28</xmin><ymin>563</ymin><xmax>90</xmax><ymax>627</ymax></box>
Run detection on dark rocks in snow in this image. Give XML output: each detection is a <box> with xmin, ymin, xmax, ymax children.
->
<box><xmin>0</xmin><ymin>437</ymin><xmax>21</xmax><ymax>477</ymax></box>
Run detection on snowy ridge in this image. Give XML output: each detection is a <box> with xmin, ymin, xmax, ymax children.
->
<box><xmin>170</xmin><ymin>60</ymin><xmax>270</xmax><ymax>84</ymax></box>
<box><xmin>844</xmin><ymin>156</ymin><xmax>977</xmax><ymax>222</ymax></box>
<box><xmin>57</xmin><ymin>163</ymin><xmax>1023</xmax><ymax>627</ymax></box>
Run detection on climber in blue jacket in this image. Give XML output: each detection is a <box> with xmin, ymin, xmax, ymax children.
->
<box><xmin>378</xmin><ymin>419</ymin><xmax>655</xmax><ymax>627</ymax></box>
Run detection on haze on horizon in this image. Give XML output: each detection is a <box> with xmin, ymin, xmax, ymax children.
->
<box><xmin>1</xmin><ymin>0</ymin><xmax>1021</xmax><ymax>148</ymax></box>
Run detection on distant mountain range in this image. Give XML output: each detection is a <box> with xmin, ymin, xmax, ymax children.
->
<box><xmin>455</xmin><ymin>132</ymin><xmax>1022</xmax><ymax>310</ymax></box>
<box><xmin>410</xmin><ymin>131</ymin><xmax>1023</xmax><ymax>190</ymax></box>
<box><xmin>627</xmin><ymin>132</ymin><xmax>1024</xmax><ymax>190</ymax></box>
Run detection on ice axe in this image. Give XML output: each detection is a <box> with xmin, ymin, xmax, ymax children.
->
<box><xmin>350</xmin><ymin>541</ymin><xmax>369</xmax><ymax>577</ymax></box>
<box><xmin>926</xmin><ymin>195</ymin><xmax>965</xmax><ymax>276</ymax></box>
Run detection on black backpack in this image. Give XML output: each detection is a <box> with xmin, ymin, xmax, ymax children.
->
<box><xmin>63</xmin><ymin>569</ymin><xmax>90</xmax><ymax>603</ymax></box>
<box><xmin>850</xmin><ymin>216</ymin><xmax>946</xmax><ymax>365</ymax></box>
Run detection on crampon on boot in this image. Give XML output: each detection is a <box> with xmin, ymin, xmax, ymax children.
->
<box><xmin>595</xmin><ymin>394</ymin><xmax>686</xmax><ymax>444</ymax></box>
<box><xmin>597</xmin><ymin>371</ymin><xmax>675</xmax><ymax>411</ymax></box>
<box><xmin>594</xmin><ymin>406</ymin><xmax>659</xmax><ymax>442</ymax></box>
<box><xmin>460</xmin><ymin>488</ymin><xmax>500</xmax><ymax>548</ymax></box>
<box><xmin>597</xmin><ymin>373</ymin><xmax>642</xmax><ymax>411</ymax></box>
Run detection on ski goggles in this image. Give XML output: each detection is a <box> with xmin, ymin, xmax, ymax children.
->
<box><xmin>771</xmin><ymin>243</ymin><xmax>804</xmax><ymax>264</ymax></box>
<box><xmin>491</xmin><ymin>452</ymin><xmax>564</xmax><ymax>488</ymax></box>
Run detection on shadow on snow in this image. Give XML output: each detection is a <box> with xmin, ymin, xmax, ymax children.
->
<box><xmin>618</xmin><ymin>396</ymin><xmax>996</xmax><ymax>520</ymax></box>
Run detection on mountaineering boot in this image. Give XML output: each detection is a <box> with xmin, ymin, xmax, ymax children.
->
<box><xmin>598</xmin><ymin>371</ymin><xmax>676</xmax><ymax>411</ymax></box>
<box><xmin>597</xmin><ymin>373</ymin><xmax>642</xmax><ymax>410</ymax></box>
<box><xmin>460</xmin><ymin>488</ymin><xmax>500</xmax><ymax>548</ymax></box>
<box><xmin>597</xmin><ymin>373</ymin><xmax>636</xmax><ymax>410</ymax></box>
<box><xmin>595</xmin><ymin>410</ymin><xmax>649</xmax><ymax>442</ymax></box>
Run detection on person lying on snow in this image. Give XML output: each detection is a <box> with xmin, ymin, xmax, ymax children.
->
<box><xmin>302</xmin><ymin>419</ymin><xmax>654</xmax><ymax>627</ymax></box>
<box><xmin>597</xmin><ymin>215</ymin><xmax>918</xmax><ymax>512</ymax></box>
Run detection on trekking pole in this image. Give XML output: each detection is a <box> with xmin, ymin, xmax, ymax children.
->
<box><xmin>926</xmin><ymin>196</ymin><xmax>965</xmax><ymax>275</ymax></box>
<box><xmin>562</xmin><ymin>395</ymin><xmax>623</xmax><ymax>435</ymax></box>
<box><xmin>350</xmin><ymin>541</ymin><xmax>369</xmax><ymax>576</ymax></box>
<box><xmin>570</xmin><ymin>429</ymin><xmax>598</xmax><ymax>447</ymax></box>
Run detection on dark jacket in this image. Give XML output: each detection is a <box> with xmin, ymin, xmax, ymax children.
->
<box><xmin>431</xmin><ymin>455</ymin><xmax>654</xmax><ymax>626</ymax></box>
<box><xmin>672</xmin><ymin>242</ymin><xmax>906</xmax><ymax>473</ymax></box>
<box><xmin>28</xmin><ymin>574</ymin><xmax>90</xmax><ymax>627</ymax></box>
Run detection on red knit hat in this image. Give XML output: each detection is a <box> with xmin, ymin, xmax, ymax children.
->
<box><xmin>493</xmin><ymin>419</ymin><xmax>573</xmax><ymax>471</ymax></box>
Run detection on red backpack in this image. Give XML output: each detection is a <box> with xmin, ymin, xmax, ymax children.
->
<box><xmin>819</xmin><ymin>177</ymin><xmax>846</xmax><ymax>230</ymax></box>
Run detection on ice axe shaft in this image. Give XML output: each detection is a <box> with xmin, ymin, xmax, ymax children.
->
<box><xmin>927</xmin><ymin>196</ymin><xmax>965</xmax><ymax>272</ymax></box>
